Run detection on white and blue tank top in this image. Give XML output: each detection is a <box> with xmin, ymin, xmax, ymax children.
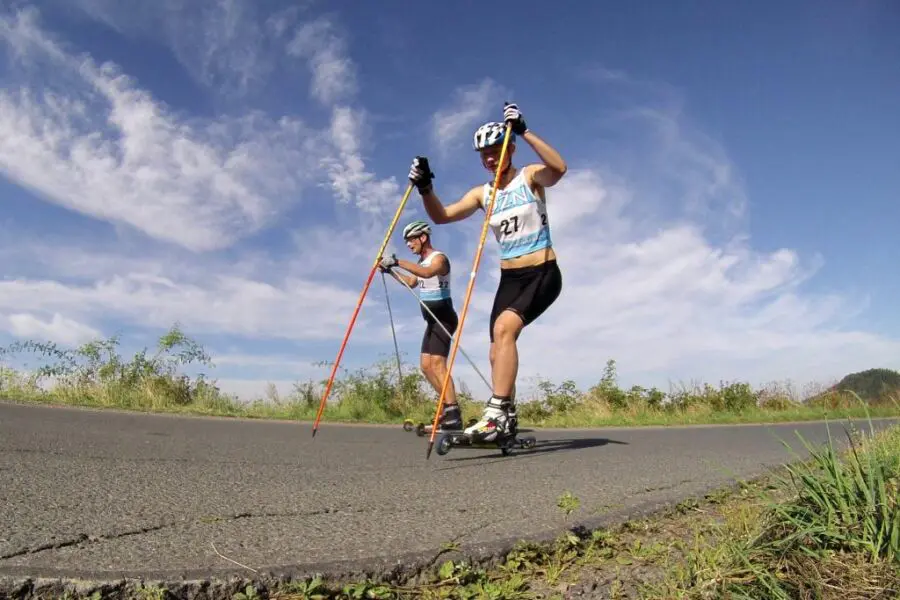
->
<box><xmin>417</xmin><ymin>250</ymin><xmax>451</xmax><ymax>302</ymax></box>
<box><xmin>480</xmin><ymin>170</ymin><xmax>552</xmax><ymax>260</ymax></box>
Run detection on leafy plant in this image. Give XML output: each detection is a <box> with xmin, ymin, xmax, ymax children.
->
<box><xmin>556</xmin><ymin>491</ymin><xmax>580</xmax><ymax>520</ymax></box>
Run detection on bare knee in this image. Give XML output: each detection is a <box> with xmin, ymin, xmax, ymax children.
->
<box><xmin>420</xmin><ymin>356</ymin><xmax>433</xmax><ymax>378</ymax></box>
<box><xmin>430</xmin><ymin>356</ymin><xmax>448</xmax><ymax>376</ymax></box>
<box><xmin>492</xmin><ymin>312</ymin><xmax>523</xmax><ymax>344</ymax></box>
<box><xmin>422</xmin><ymin>355</ymin><xmax>447</xmax><ymax>378</ymax></box>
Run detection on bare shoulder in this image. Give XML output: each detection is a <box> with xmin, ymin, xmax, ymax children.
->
<box><xmin>521</xmin><ymin>163</ymin><xmax>545</xmax><ymax>191</ymax></box>
<box><xmin>433</xmin><ymin>252</ymin><xmax>450</xmax><ymax>271</ymax></box>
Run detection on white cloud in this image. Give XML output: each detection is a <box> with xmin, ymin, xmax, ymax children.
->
<box><xmin>1</xmin><ymin>312</ymin><xmax>101</xmax><ymax>346</ymax></box>
<box><xmin>0</xmin><ymin>214</ymin><xmax>409</xmax><ymax>353</ymax></box>
<box><xmin>0</xmin><ymin>271</ymin><xmax>367</xmax><ymax>342</ymax></box>
<box><xmin>0</xmin><ymin>4</ymin><xmax>404</xmax><ymax>258</ymax></box>
<box><xmin>431</xmin><ymin>78</ymin><xmax>507</xmax><ymax>155</ymax></box>
<box><xmin>277</xmin><ymin>12</ymin><xmax>401</xmax><ymax>214</ymax></box>
<box><xmin>214</xmin><ymin>379</ymin><xmax>305</xmax><ymax>401</ymax></box>
<box><xmin>0</xmin><ymin>7</ymin><xmax>320</xmax><ymax>252</ymax></box>
<box><xmin>287</xmin><ymin>15</ymin><xmax>357</xmax><ymax>106</ymax></box>
<box><xmin>321</xmin><ymin>106</ymin><xmax>402</xmax><ymax>213</ymax></box>
<box><xmin>60</xmin><ymin>0</ymin><xmax>307</xmax><ymax>96</ymax></box>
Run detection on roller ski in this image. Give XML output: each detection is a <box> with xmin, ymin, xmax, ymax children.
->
<box><xmin>403</xmin><ymin>404</ymin><xmax>476</xmax><ymax>437</ymax></box>
<box><xmin>433</xmin><ymin>397</ymin><xmax>536</xmax><ymax>457</ymax></box>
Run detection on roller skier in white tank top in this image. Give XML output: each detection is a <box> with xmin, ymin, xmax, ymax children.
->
<box><xmin>406</xmin><ymin>102</ymin><xmax>568</xmax><ymax>443</ymax></box>
<box><xmin>378</xmin><ymin>221</ymin><xmax>463</xmax><ymax>431</ymax></box>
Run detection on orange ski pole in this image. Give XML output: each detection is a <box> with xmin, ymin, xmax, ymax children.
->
<box><xmin>312</xmin><ymin>182</ymin><xmax>414</xmax><ymax>437</ymax></box>
<box><xmin>426</xmin><ymin>122</ymin><xmax>513</xmax><ymax>459</ymax></box>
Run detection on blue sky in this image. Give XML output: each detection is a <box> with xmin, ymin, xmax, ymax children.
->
<box><xmin>1</xmin><ymin>0</ymin><xmax>898</xmax><ymax>401</ymax></box>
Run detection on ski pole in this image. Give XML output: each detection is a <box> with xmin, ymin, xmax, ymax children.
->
<box><xmin>426</xmin><ymin>122</ymin><xmax>513</xmax><ymax>459</ymax></box>
<box><xmin>380</xmin><ymin>270</ymin><xmax>406</xmax><ymax>405</ymax></box>
<box><xmin>312</xmin><ymin>183</ymin><xmax>415</xmax><ymax>437</ymax></box>
<box><xmin>385</xmin><ymin>269</ymin><xmax>492</xmax><ymax>392</ymax></box>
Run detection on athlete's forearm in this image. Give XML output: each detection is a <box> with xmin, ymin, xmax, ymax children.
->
<box><xmin>522</xmin><ymin>130</ymin><xmax>566</xmax><ymax>175</ymax></box>
<box><xmin>389</xmin><ymin>269</ymin><xmax>418</xmax><ymax>289</ymax></box>
<box><xmin>419</xmin><ymin>189</ymin><xmax>450</xmax><ymax>224</ymax></box>
<box><xmin>397</xmin><ymin>258</ymin><xmax>441</xmax><ymax>279</ymax></box>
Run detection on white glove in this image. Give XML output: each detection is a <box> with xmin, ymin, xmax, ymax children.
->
<box><xmin>379</xmin><ymin>253</ymin><xmax>398</xmax><ymax>271</ymax></box>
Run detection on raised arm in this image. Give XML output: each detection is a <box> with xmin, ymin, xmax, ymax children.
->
<box><xmin>408</xmin><ymin>156</ymin><xmax>483</xmax><ymax>224</ymax></box>
<box><xmin>421</xmin><ymin>186</ymin><xmax>483</xmax><ymax>224</ymax></box>
<box><xmin>503</xmin><ymin>103</ymin><xmax>567</xmax><ymax>189</ymax></box>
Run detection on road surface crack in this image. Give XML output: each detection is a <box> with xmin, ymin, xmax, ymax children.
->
<box><xmin>0</xmin><ymin>522</ymin><xmax>173</xmax><ymax>561</ymax></box>
<box><xmin>640</xmin><ymin>478</ymin><xmax>695</xmax><ymax>494</ymax></box>
<box><xmin>2</xmin><ymin>446</ymin><xmax>304</xmax><ymax>467</ymax></box>
<box><xmin>0</xmin><ymin>506</ymin><xmax>358</xmax><ymax>561</ymax></box>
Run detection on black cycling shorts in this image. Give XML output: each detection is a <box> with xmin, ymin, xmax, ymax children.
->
<box><xmin>420</xmin><ymin>299</ymin><xmax>459</xmax><ymax>357</ymax></box>
<box><xmin>489</xmin><ymin>259</ymin><xmax>562</xmax><ymax>342</ymax></box>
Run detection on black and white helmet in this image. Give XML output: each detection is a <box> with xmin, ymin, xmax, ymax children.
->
<box><xmin>402</xmin><ymin>220</ymin><xmax>431</xmax><ymax>239</ymax></box>
<box><xmin>472</xmin><ymin>121</ymin><xmax>514</xmax><ymax>151</ymax></box>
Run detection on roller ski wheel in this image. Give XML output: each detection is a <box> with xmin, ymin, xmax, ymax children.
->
<box><xmin>498</xmin><ymin>434</ymin><xmax>537</xmax><ymax>455</ymax></box>
<box><xmin>433</xmin><ymin>429</ymin><xmax>538</xmax><ymax>457</ymax></box>
<box><xmin>435</xmin><ymin>433</ymin><xmax>453</xmax><ymax>456</ymax></box>
<box><xmin>400</xmin><ymin>419</ymin><xmax>435</xmax><ymax>436</ymax></box>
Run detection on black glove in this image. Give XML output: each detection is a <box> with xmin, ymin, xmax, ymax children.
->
<box><xmin>503</xmin><ymin>102</ymin><xmax>528</xmax><ymax>136</ymax></box>
<box><xmin>408</xmin><ymin>156</ymin><xmax>435</xmax><ymax>194</ymax></box>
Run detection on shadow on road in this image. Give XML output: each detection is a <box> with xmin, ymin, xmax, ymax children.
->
<box><xmin>435</xmin><ymin>436</ymin><xmax>628</xmax><ymax>470</ymax></box>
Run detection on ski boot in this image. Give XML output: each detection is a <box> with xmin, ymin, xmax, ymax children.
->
<box><xmin>434</xmin><ymin>396</ymin><xmax>536</xmax><ymax>456</ymax></box>
<box><xmin>404</xmin><ymin>403</ymin><xmax>474</xmax><ymax>437</ymax></box>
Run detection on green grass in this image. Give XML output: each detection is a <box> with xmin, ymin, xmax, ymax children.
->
<box><xmin>642</xmin><ymin>414</ymin><xmax>900</xmax><ymax>599</ymax></box>
<box><xmin>1</xmin><ymin>324</ymin><xmax>898</xmax><ymax>430</ymax></box>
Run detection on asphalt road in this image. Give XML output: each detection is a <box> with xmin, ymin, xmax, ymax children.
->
<box><xmin>1</xmin><ymin>401</ymin><xmax>896</xmax><ymax>584</ymax></box>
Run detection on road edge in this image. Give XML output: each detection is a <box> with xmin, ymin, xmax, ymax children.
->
<box><xmin>0</xmin><ymin>476</ymin><xmax>761</xmax><ymax>600</ymax></box>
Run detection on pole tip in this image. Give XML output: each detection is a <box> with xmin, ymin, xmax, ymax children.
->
<box><xmin>426</xmin><ymin>442</ymin><xmax>434</xmax><ymax>460</ymax></box>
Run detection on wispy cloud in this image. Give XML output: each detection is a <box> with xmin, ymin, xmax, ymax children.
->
<box><xmin>0</xmin><ymin>262</ymin><xmax>372</xmax><ymax>343</ymax></box>
<box><xmin>430</xmin><ymin>77</ymin><xmax>507</xmax><ymax>155</ymax></box>
<box><xmin>283</xmin><ymin>13</ymin><xmax>401</xmax><ymax>214</ymax></box>
<box><xmin>61</xmin><ymin>0</ymin><xmax>307</xmax><ymax>96</ymax></box>
<box><xmin>0</xmin><ymin>4</ymin><xmax>405</xmax><ymax>258</ymax></box>
<box><xmin>0</xmin><ymin>7</ymin><xmax>320</xmax><ymax>252</ymax></box>
<box><xmin>287</xmin><ymin>15</ymin><xmax>357</xmax><ymax>106</ymax></box>
<box><xmin>578</xmin><ymin>66</ymin><xmax>747</xmax><ymax>236</ymax></box>
<box><xmin>321</xmin><ymin>105</ymin><xmax>402</xmax><ymax>213</ymax></box>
